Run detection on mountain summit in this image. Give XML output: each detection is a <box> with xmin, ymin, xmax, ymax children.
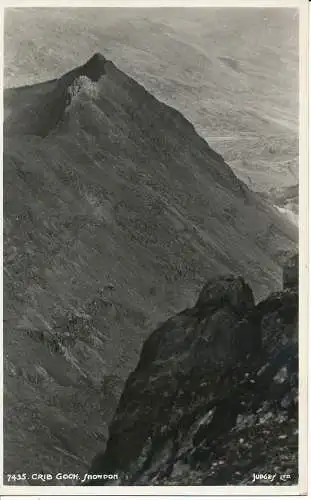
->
<box><xmin>62</xmin><ymin>52</ymin><xmax>109</xmax><ymax>89</ymax></box>
<box><xmin>4</xmin><ymin>52</ymin><xmax>109</xmax><ymax>137</ymax></box>
<box><xmin>4</xmin><ymin>55</ymin><xmax>297</xmax><ymax>481</ymax></box>
<box><xmin>77</xmin><ymin>52</ymin><xmax>108</xmax><ymax>81</ymax></box>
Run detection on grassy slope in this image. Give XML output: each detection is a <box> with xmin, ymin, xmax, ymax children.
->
<box><xmin>4</xmin><ymin>8</ymin><xmax>298</xmax><ymax>192</ymax></box>
<box><xmin>3</xmin><ymin>57</ymin><xmax>297</xmax><ymax>482</ymax></box>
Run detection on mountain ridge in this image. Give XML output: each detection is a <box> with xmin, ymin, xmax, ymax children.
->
<box><xmin>5</xmin><ymin>52</ymin><xmax>110</xmax><ymax>137</ymax></box>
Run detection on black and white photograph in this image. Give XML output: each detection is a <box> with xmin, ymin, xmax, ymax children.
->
<box><xmin>1</xmin><ymin>1</ymin><xmax>308</xmax><ymax>494</ymax></box>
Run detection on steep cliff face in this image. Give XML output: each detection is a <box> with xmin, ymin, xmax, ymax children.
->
<box><xmin>88</xmin><ymin>274</ymin><xmax>298</xmax><ymax>486</ymax></box>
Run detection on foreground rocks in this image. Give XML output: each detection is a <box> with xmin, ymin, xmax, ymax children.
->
<box><xmin>87</xmin><ymin>272</ymin><xmax>298</xmax><ymax>486</ymax></box>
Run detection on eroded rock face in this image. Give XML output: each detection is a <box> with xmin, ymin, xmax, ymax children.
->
<box><xmin>88</xmin><ymin>275</ymin><xmax>298</xmax><ymax>485</ymax></box>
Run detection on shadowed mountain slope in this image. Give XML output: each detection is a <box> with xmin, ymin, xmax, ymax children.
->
<box><xmin>4</xmin><ymin>54</ymin><xmax>297</xmax><ymax>482</ymax></box>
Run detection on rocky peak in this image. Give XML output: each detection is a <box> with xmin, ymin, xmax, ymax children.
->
<box><xmin>78</xmin><ymin>52</ymin><xmax>108</xmax><ymax>81</ymax></box>
<box><xmin>195</xmin><ymin>275</ymin><xmax>254</xmax><ymax>315</ymax></box>
<box><xmin>87</xmin><ymin>275</ymin><xmax>298</xmax><ymax>486</ymax></box>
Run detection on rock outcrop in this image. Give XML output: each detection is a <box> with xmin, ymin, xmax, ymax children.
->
<box><xmin>88</xmin><ymin>273</ymin><xmax>298</xmax><ymax>486</ymax></box>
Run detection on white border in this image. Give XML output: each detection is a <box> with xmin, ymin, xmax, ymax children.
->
<box><xmin>0</xmin><ymin>0</ymin><xmax>309</xmax><ymax>496</ymax></box>
<box><xmin>0</xmin><ymin>0</ymin><xmax>308</xmax><ymax>7</ymax></box>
